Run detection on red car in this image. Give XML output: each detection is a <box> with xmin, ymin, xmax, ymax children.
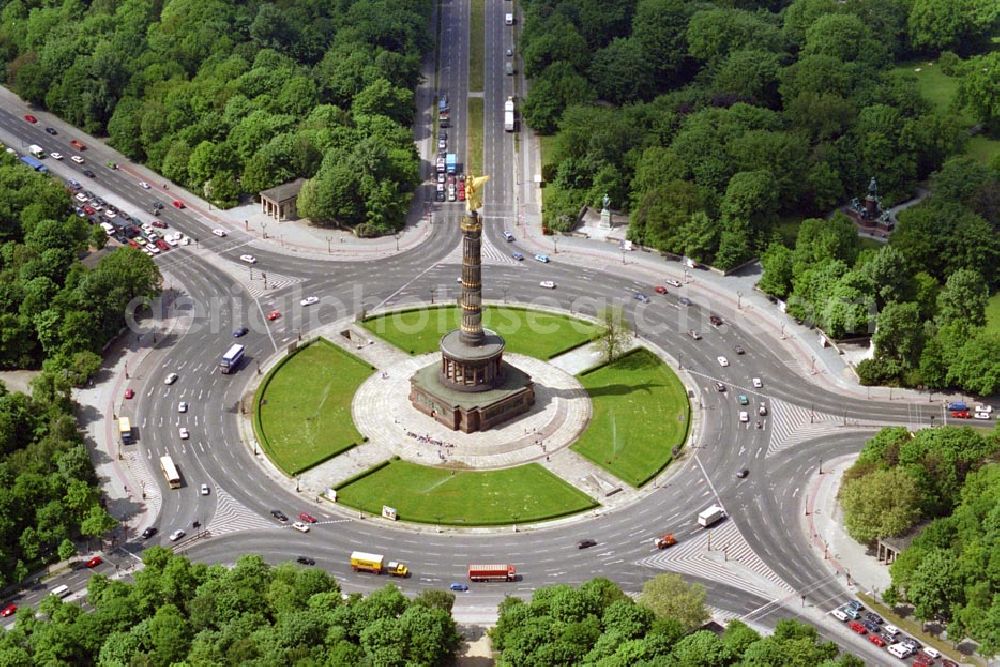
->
<box><xmin>171</xmin><ymin>200</ymin><xmax>185</xmax><ymax>209</ymax></box>
<box><xmin>654</xmin><ymin>285</ymin><xmax>668</xmax><ymax>294</ymax></box>
<box><xmin>267</xmin><ymin>310</ymin><xmax>281</xmax><ymax>321</ymax></box>
<box><xmin>457</xmin><ymin>184</ymin><xmax>465</xmax><ymax>201</ymax></box>
<box><xmin>85</xmin><ymin>555</ymin><xmax>103</xmax><ymax>568</ymax></box>
<box><xmin>124</xmin><ymin>388</ymin><xmax>134</xmax><ymax>399</ymax></box>
<box><xmin>950</xmin><ymin>410</ymin><xmax>971</xmax><ymax>418</ymax></box>
<box><xmin>69</xmin><ymin>139</ymin><xmax>86</xmax><ymax>150</ymax></box>
<box><xmin>154</xmin><ymin>239</ymin><xmax>170</xmax><ymax>252</ymax></box>
<box><xmin>24</xmin><ymin>114</ymin><xmax>37</xmax><ymax>124</ymax></box>
<box><xmin>913</xmin><ymin>659</ymin><xmax>932</xmax><ymax>667</ymax></box>
<box><xmin>0</xmin><ymin>603</ymin><xmax>16</xmax><ymax>617</ymax></box>
<box><xmin>847</xmin><ymin>621</ymin><xmax>867</xmax><ymax>634</ymax></box>
<box><xmin>151</xmin><ymin>220</ymin><xmax>168</xmax><ymax>229</ymax></box>
<box><xmin>83</xmin><ymin>205</ymin><xmax>96</xmax><ymax>216</ymax></box>
<box><xmin>298</xmin><ymin>512</ymin><xmax>317</xmax><ymax>523</ymax></box>
<box><xmin>867</xmin><ymin>634</ymin><xmax>886</xmax><ymax>647</ymax></box>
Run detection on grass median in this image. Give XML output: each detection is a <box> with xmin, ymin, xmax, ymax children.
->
<box><xmin>572</xmin><ymin>348</ymin><xmax>690</xmax><ymax>487</ymax></box>
<box><xmin>362</xmin><ymin>306</ymin><xmax>600</xmax><ymax>359</ymax></box>
<box><xmin>468</xmin><ymin>0</ymin><xmax>484</xmax><ymax>92</ymax></box>
<box><xmin>466</xmin><ymin>96</ymin><xmax>483</xmax><ymax>176</ymax></box>
<box><xmin>335</xmin><ymin>460</ymin><xmax>597</xmax><ymax>525</ymax></box>
<box><xmin>253</xmin><ymin>339</ymin><xmax>372</xmax><ymax>475</ymax></box>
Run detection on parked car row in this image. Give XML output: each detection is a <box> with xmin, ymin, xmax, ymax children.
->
<box><xmin>832</xmin><ymin>600</ymin><xmax>955</xmax><ymax>664</ymax></box>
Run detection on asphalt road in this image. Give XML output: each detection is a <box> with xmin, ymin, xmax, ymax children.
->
<box><xmin>0</xmin><ymin>3</ymin><xmax>936</xmax><ymax>660</ymax></box>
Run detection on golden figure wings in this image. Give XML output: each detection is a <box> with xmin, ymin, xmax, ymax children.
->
<box><xmin>464</xmin><ymin>174</ymin><xmax>490</xmax><ymax>213</ymax></box>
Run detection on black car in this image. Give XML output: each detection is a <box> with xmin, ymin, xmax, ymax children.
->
<box><xmin>733</xmin><ymin>344</ymin><xmax>746</xmax><ymax>355</ymax></box>
<box><xmin>271</xmin><ymin>510</ymin><xmax>289</xmax><ymax>522</ymax></box>
<box><xmin>45</xmin><ymin>127</ymin><xmax>57</xmax><ymax>135</ymax></box>
<box><xmin>153</xmin><ymin>201</ymin><xmax>164</xmax><ymax>209</ymax></box>
<box><xmin>141</xmin><ymin>526</ymin><xmax>158</xmax><ymax>539</ymax></box>
<box><xmin>578</xmin><ymin>539</ymin><xmax>597</xmax><ymax>549</ymax></box>
<box><xmin>296</xmin><ymin>556</ymin><xmax>316</xmax><ymax>566</ymax></box>
<box><xmin>735</xmin><ymin>468</ymin><xmax>749</xmax><ymax>479</ymax></box>
<box><xmin>864</xmin><ymin>612</ymin><xmax>884</xmax><ymax>625</ymax></box>
<box><xmin>83</xmin><ymin>169</ymin><xmax>96</xmax><ymax>178</ymax></box>
<box><xmin>678</xmin><ymin>296</ymin><xmax>691</xmax><ymax>306</ymax></box>
<box><xmin>715</xmin><ymin>382</ymin><xmax>726</xmax><ymax>392</ymax></box>
<box><xmin>233</xmin><ymin>327</ymin><xmax>249</xmax><ymax>337</ymax></box>
<box><xmin>863</xmin><ymin>621</ymin><xmax>880</xmax><ymax>633</ymax></box>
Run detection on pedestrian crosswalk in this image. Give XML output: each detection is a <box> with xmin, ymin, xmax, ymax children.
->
<box><xmin>766</xmin><ymin>399</ymin><xmax>882</xmax><ymax>457</ymax></box>
<box><xmin>205</xmin><ymin>487</ymin><xmax>276</xmax><ymax>537</ymax></box>
<box><xmin>637</xmin><ymin>520</ymin><xmax>795</xmax><ymax>602</ymax></box>
<box><xmin>124</xmin><ymin>448</ymin><xmax>161</xmax><ymax>514</ymax></box>
<box><xmin>244</xmin><ymin>271</ymin><xmax>301</xmax><ymax>299</ymax></box>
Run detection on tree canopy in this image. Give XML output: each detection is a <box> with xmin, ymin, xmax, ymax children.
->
<box><xmin>0</xmin><ymin>549</ymin><xmax>461</xmax><ymax>665</ymax></box>
<box><xmin>2</xmin><ymin>0</ymin><xmax>431</xmax><ymax>236</ymax></box>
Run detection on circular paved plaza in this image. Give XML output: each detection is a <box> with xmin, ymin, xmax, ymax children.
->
<box><xmin>352</xmin><ymin>352</ymin><xmax>592</xmax><ymax>469</ymax></box>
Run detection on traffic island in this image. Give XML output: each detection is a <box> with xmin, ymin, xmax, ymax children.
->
<box><xmin>252</xmin><ymin>339</ymin><xmax>373</xmax><ymax>475</ymax></box>
<box><xmin>334</xmin><ymin>460</ymin><xmax>597</xmax><ymax>525</ymax></box>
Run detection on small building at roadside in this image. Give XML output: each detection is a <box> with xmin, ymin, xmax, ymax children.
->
<box><xmin>259</xmin><ymin>178</ymin><xmax>306</xmax><ymax>221</ymax></box>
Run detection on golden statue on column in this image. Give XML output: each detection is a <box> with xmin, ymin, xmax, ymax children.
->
<box><xmin>464</xmin><ymin>174</ymin><xmax>490</xmax><ymax>214</ymax></box>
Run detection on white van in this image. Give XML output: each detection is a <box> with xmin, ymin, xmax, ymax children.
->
<box><xmin>887</xmin><ymin>643</ymin><xmax>912</xmax><ymax>659</ymax></box>
<box><xmin>50</xmin><ymin>584</ymin><xmax>70</xmax><ymax>598</ymax></box>
<box><xmin>505</xmin><ymin>13</ymin><xmax>513</xmax><ymax>25</ymax></box>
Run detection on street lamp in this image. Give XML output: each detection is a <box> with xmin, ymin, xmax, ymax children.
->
<box><xmin>395</xmin><ymin>234</ymin><xmax>400</xmax><ymax>251</ymax></box>
<box><xmin>552</xmin><ymin>236</ymin><xmax>558</xmax><ymax>254</ymax></box>
<box><xmin>737</xmin><ymin>291</ymin><xmax>743</xmax><ymax>310</ymax></box>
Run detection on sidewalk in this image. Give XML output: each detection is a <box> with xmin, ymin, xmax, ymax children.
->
<box><xmin>72</xmin><ymin>273</ymin><xmax>189</xmax><ymax>539</ymax></box>
<box><xmin>802</xmin><ymin>454</ymin><xmax>890</xmax><ymax>597</ymax></box>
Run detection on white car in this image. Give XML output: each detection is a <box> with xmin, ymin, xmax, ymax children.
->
<box><xmin>75</xmin><ymin>193</ymin><xmax>88</xmax><ymax>202</ymax></box>
<box><xmin>50</xmin><ymin>152</ymin><xmax>63</xmax><ymax>160</ymax></box>
<box><xmin>139</xmin><ymin>181</ymin><xmax>150</xmax><ymax>189</ymax></box>
<box><xmin>239</xmin><ymin>254</ymin><xmax>256</xmax><ymax>264</ymax></box>
<box><xmin>165</xmin><ymin>236</ymin><xmax>179</xmax><ymax>247</ymax></box>
<box><xmin>751</xmin><ymin>377</ymin><xmax>763</xmax><ymax>388</ymax></box>
<box><xmin>759</xmin><ymin>402</ymin><xmax>767</xmax><ymax>416</ymax></box>
<box><xmin>831</xmin><ymin>608</ymin><xmax>849</xmax><ymax>621</ymax></box>
<box><xmin>717</xmin><ymin>356</ymin><xmax>729</xmax><ymax>367</ymax></box>
<box><xmin>882</xmin><ymin>625</ymin><xmax>900</xmax><ymax>638</ymax></box>
<box><xmin>921</xmin><ymin>647</ymin><xmax>940</xmax><ymax>659</ymax></box>
<box><xmin>292</xmin><ymin>521</ymin><xmax>310</xmax><ymax>533</ymax></box>
<box><xmin>212</xmin><ymin>229</ymin><xmax>227</xmax><ymax>237</ymax></box>
<box><xmin>164</xmin><ymin>372</ymin><xmax>178</xmax><ymax>385</ymax></box>
<box><xmin>169</xmin><ymin>529</ymin><xmax>185</xmax><ymax>541</ymax></box>
<box><xmin>177</xmin><ymin>401</ymin><xmax>188</xmax><ymax>413</ymax></box>
<box><xmin>300</xmin><ymin>296</ymin><xmax>319</xmax><ymax>307</ymax></box>
<box><xmin>145</xmin><ymin>243</ymin><xmax>160</xmax><ymax>254</ymax></box>
<box><xmin>539</xmin><ymin>280</ymin><xmax>556</xmax><ymax>289</ymax></box>
<box><xmin>665</xmin><ymin>279</ymin><xmax>681</xmax><ymax>287</ymax></box>
<box><xmin>178</xmin><ymin>427</ymin><xmax>189</xmax><ymax>440</ymax></box>
<box><xmin>739</xmin><ymin>411</ymin><xmax>749</xmax><ymax>422</ymax></box>
<box><xmin>688</xmin><ymin>330</ymin><xmax>701</xmax><ymax>340</ymax></box>
<box><xmin>200</xmin><ymin>483</ymin><xmax>209</xmax><ymax>495</ymax></box>
<box><xmin>70</xmin><ymin>155</ymin><xmax>84</xmax><ymax>163</ymax></box>
<box><xmin>105</xmin><ymin>210</ymin><xmax>116</xmax><ymax>219</ymax></box>
<box><xmin>974</xmin><ymin>412</ymin><xmax>992</xmax><ymax>420</ymax></box>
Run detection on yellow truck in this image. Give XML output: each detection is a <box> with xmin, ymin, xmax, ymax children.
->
<box><xmin>350</xmin><ymin>551</ymin><xmax>408</xmax><ymax>577</ymax></box>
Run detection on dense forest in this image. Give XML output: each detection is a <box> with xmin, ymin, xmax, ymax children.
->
<box><xmin>0</xmin><ymin>0</ymin><xmax>431</xmax><ymax>236</ymax></box>
<box><xmin>491</xmin><ymin>576</ymin><xmax>865</xmax><ymax>666</ymax></box>
<box><xmin>0</xmin><ymin>377</ymin><xmax>117</xmax><ymax>589</ymax></box>
<box><xmin>839</xmin><ymin>425</ymin><xmax>1000</xmax><ymax>652</ymax></box>
<box><xmin>520</xmin><ymin>0</ymin><xmax>998</xmax><ymax>394</ymax></box>
<box><xmin>0</xmin><ymin>550</ymin><xmax>462</xmax><ymax>665</ymax></box>
<box><xmin>0</xmin><ymin>155</ymin><xmax>161</xmax><ymax>375</ymax></box>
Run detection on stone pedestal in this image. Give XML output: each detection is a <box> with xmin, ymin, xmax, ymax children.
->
<box><xmin>599</xmin><ymin>208</ymin><xmax>612</xmax><ymax>229</ymax></box>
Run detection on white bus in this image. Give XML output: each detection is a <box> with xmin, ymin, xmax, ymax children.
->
<box><xmin>220</xmin><ymin>343</ymin><xmax>245</xmax><ymax>374</ymax></box>
<box><xmin>159</xmin><ymin>455</ymin><xmax>181</xmax><ymax>489</ymax></box>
